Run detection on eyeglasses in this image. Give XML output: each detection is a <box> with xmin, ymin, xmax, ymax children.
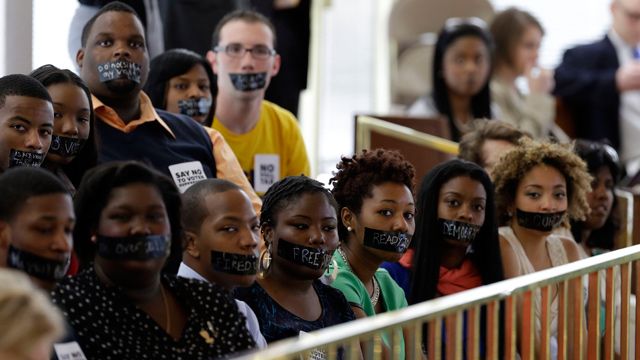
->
<box><xmin>213</xmin><ymin>43</ymin><xmax>276</xmax><ymax>60</ymax></box>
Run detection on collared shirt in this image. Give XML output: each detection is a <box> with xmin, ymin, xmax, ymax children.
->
<box><xmin>177</xmin><ymin>262</ymin><xmax>267</xmax><ymax>349</ymax></box>
<box><xmin>609</xmin><ymin>29</ymin><xmax>640</xmax><ymax>173</ymax></box>
<box><xmin>92</xmin><ymin>92</ymin><xmax>175</xmax><ymax>137</ymax></box>
<box><xmin>203</xmin><ymin>127</ymin><xmax>262</xmax><ymax>214</ymax></box>
<box><xmin>52</xmin><ymin>267</ymin><xmax>255</xmax><ymax>359</ymax></box>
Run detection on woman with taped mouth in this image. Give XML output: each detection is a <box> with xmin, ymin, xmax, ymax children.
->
<box><xmin>52</xmin><ymin>161</ymin><xmax>255</xmax><ymax>359</ymax></box>
<box><xmin>493</xmin><ymin>138</ymin><xmax>591</xmax><ymax>358</ymax></box>
<box><xmin>407</xmin><ymin>159</ymin><xmax>503</xmax><ymax>357</ymax></box>
<box><xmin>30</xmin><ymin>65</ymin><xmax>97</xmax><ymax>195</ymax></box>
<box><xmin>329</xmin><ymin>148</ymin><xmax>416</xmax><ymax>359</ymax></box>
<box><xmin>144</xmin><ymin>48</ymin><xmax>261</xmax><ymax>214</ymax></box>
<box><xmin>235</xmin><ymin>176</ymin><xmax>356</xmax><ymax>346</ymax></box>
<box><xmin>145</xmin><ymin>49</ymin><xmax>216</xmax><ymax>127</ymax></box>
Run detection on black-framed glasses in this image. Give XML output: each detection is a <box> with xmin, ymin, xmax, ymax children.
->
<box><xmin>213</xmin><ymin>43</ymin><xmax>276</xmax><ymax>60</ymax></box>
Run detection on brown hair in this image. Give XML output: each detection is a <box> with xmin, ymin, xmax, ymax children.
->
<box><xmin>211</xmin><ymin>9</ymin><xmax>277</xmax><ymax>50</ymax></box>
<box><xmin>492</xmin><ymin>138</ymin><xmax>592</xmax><ymax>226</ymax></box>
<box><xmin>490</xmin><ymin>7</ymin><xmax>544</xmax><ymax>69</ymax></box>
<box><xmin>458</xmin><ymin>119</ymin><xmax>531</xmax><ymax>167</ymax></box>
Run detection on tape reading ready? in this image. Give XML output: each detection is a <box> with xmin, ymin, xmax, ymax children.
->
<box><xmin>168</xmin><ymin>161</ymin><xmax>207</xmax><ymax>193</ymax></box>
<box><xmin>363</xmin><ymin>227</ymin><xmax>411</xmax><ymax>253</ymax></box>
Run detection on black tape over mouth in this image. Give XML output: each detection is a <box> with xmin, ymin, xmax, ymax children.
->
<box><xmin>96</xmin><ymin>234</ymin><xmax>170</xmax><ymax>260</ymax></box>
<box><xmin>211</xmin><ymin>251</ymin><xmax>258</xmax><ymax>275</ymax></box>
<box><xmin>7</xmin><ymin>246</ymin><xmax>70</xmax><ymax>281</ymax></box>
<box><xmin>229</xmin><ymin>72</ymin><xmax>267</xmax><ymax>91</ymax></box>
<box><xmin>48</xmin><ymin>135</ymin><xmax>86</xmax><ymax>158</ymax></box>
<box><xmin>178</xmin><ymin>98</ymin><xmax>212</xmax><ymax>117</ymax></box>
<box><xmin>362</xmin><ymin>227</ymin><xmax>412</xmax><ymax>253</ymax></box>
<box><xmin>9</xmin><ymin>149</ymin><xmax>44</xmax><ymax>168</ymax></box>
<box><xmin>516</xmin><ymin>209</ymin><xmax>565</xmax><ymax>232</ymax></box>
<box><xmin>438</xmin><ymin>219</ymin><xmax>481</xmax><ymax>246</ymax></box>
<box><xmin>276</xmin><ymin>239</ymin><xmax>333</xmax><ymax>270</ymax></box>
<box><xmin>97</xmin><ymin>60</ymin><xmax>142</xmax><ymax>84</ymax></box>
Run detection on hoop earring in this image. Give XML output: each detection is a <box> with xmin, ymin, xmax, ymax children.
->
<box><xmin>258</xmin><ymin>243</ymin><xmax>272</xmax><ymax>279</ymax></box>
<box><xmin>322</xmin><ymin>259</ymin><xmax>339</xmax><ymax>284</ymax></box>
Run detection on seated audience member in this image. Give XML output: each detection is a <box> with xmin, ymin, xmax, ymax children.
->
<box><xmin>76</xmin><ymin>2</ymin><xmax>218</xmax><ymax>193</ymax></box>
<box><xmin>411</xmin><ymin>159</ymin><xmax>503</xmax><ymax>300</ymax></box>
<box><xmin>330</xmin><ymin>149</ymin><xmax>415</xmax><ymax>358</ymax></box>
<box><xmin>0</xmin><ymin>167</ymin><xmax>86</xmax><ymax>359</ymax></box>
<box><xmin>52</xmin><ymin>161</ymin><xmax>255</xmax><ymax>358</ymax></box>
<box><xmin>493</xmin><ymin>139</ymin><xmax>591</xmax><ymax>358</ymax></box>
<box><xmin>145</xmin><ymin>48</ymin><xmax>216</xmax><ymax>126</ymax></box>
<box><xmin>408</xmin><ymin>18</ymin><xmax>493</xmax><ymax>141</ymax></box>
<box><xmin>178</xmin><ymin>178</ymin><xmax>267</xmax><ymax>348</ymax></box>
<box><xmin>30</xmin><ymin>65</ymin><xmax>98</xmax><ymax>193</ymax></box>
<box><xmin>490</xmin><ymin>8</ymin><xmax>561</xmax><ymax>139</ymax></box>
<box><xmin>235</xmin><ymin>176</ymin><xmax>355</xmax><ymax>346</ymax></box>
<box><xmin>458</xmin><ymin>119</ymin><xmax>530</xmax><ymax>175</ymax></box>
<box><xmin>145</xmin><ymin>49</ymin><xmax>261</xmax><ymax>212</ymax></box>
<box><xmin>0</xmin><ymin>269</ymin><xmax>65</xmax><ymax>360</ymax></box>
<box><xmin>0</xmin><ymin>74</ymin><xmax>54</xmax><ymax>173</ymax></box>
<box><xmin>208</xmin><ymin>10</ymin><xmax>310</xmax><ymax>194</ymax></box>
<box><xmin>571</xmin><ymin>139</ymin><xmax>635</xmax><ymax>357</ymax></box>
<box><xmin>571</xmin><ymin>140</ymin><xmax>620</xmax><ymax>256</ymax></box>
<box><xmin>409</xmin><ymin>159</ymin><xmax>503</xmax><ymax>357</ymax></box>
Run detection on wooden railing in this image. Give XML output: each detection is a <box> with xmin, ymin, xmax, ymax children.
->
<box><xmin>233</xmin><ymin>245</ymin><xmax>640</xmax><ymax>360</ymax></box>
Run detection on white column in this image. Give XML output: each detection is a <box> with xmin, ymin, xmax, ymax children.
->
<box><xmin>1</xmin><ymin>0</ymin><xmax>32</xmax><ymax>75</ymax></box>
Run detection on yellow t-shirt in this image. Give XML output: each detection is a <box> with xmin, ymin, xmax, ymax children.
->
<box><xmin>212</xmin><ymin>101</ymin><xmax>310</xmax><ymax>194</ymax></box>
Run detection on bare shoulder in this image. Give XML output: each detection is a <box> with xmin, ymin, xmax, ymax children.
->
<box><xmin>558</xmin><ymin>235</ymin><xmax>583</xmax><ymax>262</ymax></box>
<box><xmin>499</xmin><ymin>235</ymin><xmax>521</xmax><ymax>279</ymax></box>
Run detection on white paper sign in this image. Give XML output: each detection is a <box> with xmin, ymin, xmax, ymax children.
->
<box><xmin>168</xmin><ymin>161</ymin><xmax>207</xmax><ymax>193</ymax></box>
<box><xmin>53</xmin><ymin>341</ymin><xmax>87</xmax><ymax>360</ymax></box>
<box><xmin>254</xmin><ymin>154</ymin><xmax>280</xmax><ymax>193</ymax></box>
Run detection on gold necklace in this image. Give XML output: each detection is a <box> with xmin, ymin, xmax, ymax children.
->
<box><xmin>160</xmin><ymin>285</ymin><xmax>171</xmax><ymax>333</ymax></box>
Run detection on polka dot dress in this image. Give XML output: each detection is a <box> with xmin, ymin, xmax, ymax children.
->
<box><xmin>52</xmin><ymin>268</ymin><xmax>255</xmax><ymax>359</ymax></box>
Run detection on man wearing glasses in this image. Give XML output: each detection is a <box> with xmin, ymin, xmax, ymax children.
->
<box><xmin>207</xmin><ymin>10</ymin><xmax>310</xmax><ymax>195</ymax></box>
<box><xmin>555</xmin><ymin>0</ymin><xmax>640</xmax><ymax>179</ymax></box>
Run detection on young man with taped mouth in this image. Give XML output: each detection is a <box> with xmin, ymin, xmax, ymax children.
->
<box><xmin>178</xmin><ymin>178</ymin><xmax>267</xmax><ymax>348</ymax></box>
<box><xmin>75</xmin><ymin>2</ymin><xmax>221</xmax><ymax>195</ymax></box>
<box><xmin>0</xmin><ymin>74</ymin><xmax>54</xmax><ymax>174</ymax></box>
<box><xmin>207</xmin><ymin>10</ymin><xmax>310</xmax><ymax>195</ymax></box>
<box><xmin>0</xmin><ymin>167</ymin><xmax>87</xmax><ymax>360</ymax></box>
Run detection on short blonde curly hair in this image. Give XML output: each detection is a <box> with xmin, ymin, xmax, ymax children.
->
<box><xmin>492</xmin><ymin>138</ymin><xmax>592</xmax><ymax>227</ymax></box>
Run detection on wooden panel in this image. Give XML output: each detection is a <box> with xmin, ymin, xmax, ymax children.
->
<box><xmin>354</xmin><ymin>114</ymin><xmax>454</xmax><ymax>182</ymax></box>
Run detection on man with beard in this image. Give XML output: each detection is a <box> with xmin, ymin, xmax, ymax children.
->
<box><xmin>207</xmin><ymin>10</ymin><xmax>310</xmax><ymax>196</ymax></box>
<box><xmin>76</xmin><ymin>2</ymin><xmax>217</xmax><ymax>193</ymax></box>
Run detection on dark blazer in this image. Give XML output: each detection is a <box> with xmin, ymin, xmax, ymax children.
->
<box><xmin>554</xmin><ymin>35</ymin><xmax>621</xmax><ymax>149</ymax></box>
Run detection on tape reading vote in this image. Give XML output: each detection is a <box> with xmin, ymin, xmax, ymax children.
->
<box><xmin>97</xmin><ymin>60</ymin><xmax>142</xmax><ymax>84</ymax></box>
<box><xmin>96</xmin><ymin>234</ymin><xmax>170</xmax><ymax>260</ymax></box>
<box><xmin>9</xmin><ymin>149</ymin><xmax>44</xmax><ymax>168</ymax></box>
<box><xmin>363</xmin><ymin>227</ymin><xmax>411</xmax><ymax>253</ymax></box>
<box><xmin>48</xmin><ymin>135</ymin><xmax>86</xmax><ymax>158</ymax></box>
<box><xmin>7</xmin><ymin>246</ymin><xmax>69</xmax><ymax>281</ymax></box>
<box><xmin>516</xmin><ymin>209</ymin><xmax>565</xmax><ymax>232</ymax></box>
<box><xmin>211</xmin><ymin>251</ymin><xmax>258</xmax><ymax>275</ymax></box>
<box><xmin>178</xmin><ymin>98</ymin><xmax>212</xmax><ymax>117</ymax></box>
<box><xmin>229</xmin><ymin>72</ymin><xmax>267</xmax><ymax>92</ymax></box>
<box><xmin>438</xmin><ymin>219</ymin><xmax>481</xmax><ymax>246</ymax></box>
<box><xmin>277</xmin><ymin>239</ymin><xmax>333</xmax><ymax>270</ymax></box>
